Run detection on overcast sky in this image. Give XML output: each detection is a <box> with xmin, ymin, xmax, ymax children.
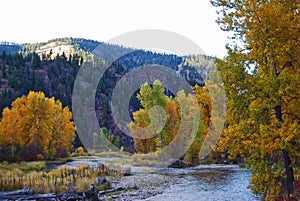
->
<box><xmin>0</xmin><ymin>0</ymin><xmax>229</xmax><ymax>58</ymax></box>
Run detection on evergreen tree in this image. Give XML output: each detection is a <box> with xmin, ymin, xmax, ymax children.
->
<box><xmin>1</xmin><ymin>63</ymin><xmax>6</xmax><ymax>78</ymax></box>
<box><xmin>1</xmin><ymin>51</ymin><xmax>6</xmax><ymax>60</ymax></box>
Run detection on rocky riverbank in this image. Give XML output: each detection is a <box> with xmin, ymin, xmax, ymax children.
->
<box><xmin>101</xmin><ymin>173</ymin><xmax>175</xmax><ymax>201</ymax></box>
<box><xmin>0</xmin><ymin>173</ymin><xmax>176</xmax><ymax>201</ymax></box>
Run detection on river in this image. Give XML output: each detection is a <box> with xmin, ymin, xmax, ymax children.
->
<box><xmin>144</xmin><ymin>165</ymin><xmax>261</xmax><ymax>201</ymax></box>
<box><xmin>61</xmin><ymin>158</ymin><xmax>261</xmax><ymax>201</ymax></box>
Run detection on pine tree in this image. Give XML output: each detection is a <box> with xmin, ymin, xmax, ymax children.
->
<box><xmin>1</xmin><ymin>63</ymin><xmax>6</xmax><ymax>78</ymax></box>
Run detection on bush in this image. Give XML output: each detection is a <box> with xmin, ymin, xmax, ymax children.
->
<box><xmin>76</xmin><ymin>146</ymin><xmax>84</xmax><ymax>154</ymax></box>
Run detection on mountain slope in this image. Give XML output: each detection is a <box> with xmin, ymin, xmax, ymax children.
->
<box><xmin>0</xmin><ymin>37</ymin><xmax>214</xmax><ymax>151</ymax></box>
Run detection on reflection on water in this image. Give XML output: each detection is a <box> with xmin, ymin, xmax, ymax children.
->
<box><xmin>144</xmin><ymin>166</ymin><xmax>261</xmax><ymax>201</ymax></box>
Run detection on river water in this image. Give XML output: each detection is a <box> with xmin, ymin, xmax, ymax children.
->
<box><xmin>61</xmin><ymin>159</ymin><xmax>261</xmax><ymax>201</ymax></box>
<box><xmin>144</xmin><ymin>165</ymin><xmax>261</xmax><ymax>201</ymax></box>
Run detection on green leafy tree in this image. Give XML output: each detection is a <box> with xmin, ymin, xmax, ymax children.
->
<box><xmin>130</xmin><ymin>80</ymin><xmax>208</xmax><ymax>164</ymax></box>
<box><xmin>98</xmin><ymin>127</ymin><xmax>110</xmax><ymax>151</ymax></box>
<box><xmin>131</xmin><ymin>80</ymin><xmax>167</xmax><ymax>153</ymax></box>
<box><xmin>137</xmin><ymin>80</ymin><xmax>167</xmax><ymax>110</ymax></box>
<box><xmin>114</xmin><ymin>136</ymin><xmax>121</xmax><ymax>148</ymax></box>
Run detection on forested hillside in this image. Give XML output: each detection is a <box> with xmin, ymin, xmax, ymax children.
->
<box><xmin>0</xmin><ymin>38</ymin><xmax>212</xmax><ymax>151</ymax></box>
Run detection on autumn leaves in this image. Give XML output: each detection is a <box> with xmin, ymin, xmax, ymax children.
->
<box><xmin>211</xmin><ymin>0</ymin><xmax>300</xmax><ymax>199</ymax></box>
<box><xmin>129</xmin><ymin>80</ymin><xmax>211</xmax><ymax>165</ymax></box>
<box><xmin>0</xmin><ymin>91</ymin><xmax>75</xmax><ymax>161</ymax></box>
<box><xmin>0</xmin><ymin>80</ymin><xmax>211</xmax><ymax>165</ymax></box>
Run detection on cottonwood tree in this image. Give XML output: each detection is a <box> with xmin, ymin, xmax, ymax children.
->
<box><xmin>130</xmin><ymin>80</ymin><xmax>210</xmax><ymax>165</ymax></box>
<box><xmin>211</xmin><ymin>0</ymin><xmax>300</xmax><ymax>199</ymax></box>
<box><xmin>0</xmin><ymin>91</ymin><xmax>76</xmax><ymax>160</ymax></box>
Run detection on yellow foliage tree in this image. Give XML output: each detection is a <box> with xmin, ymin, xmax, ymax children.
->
<box><xmin>211</xmin><ymin>0</ymin><xmax>300</xmax><ymax>199</ymax></box>
<box><xmin>129</xmin><ymin>80</ymin><xmax>168</xmax><ymax>154</ymax></box>
<box><xmin>129</xmin><ymin>109</ymin><xmax>153</xmax><ymax>153</ymax></box>
<box><xmin>0</xmin><ymin>91</ymin><xmax>76</xmax><ymax>160</ymax></box>
<box><xmin>130</xmin><ymin>80</ymin><xmax>210</xmax><ymax>165</ymax></box>
<box><xmin>184</xmin><ymin>85</ymin><xmax>211</xmax><ymax>164</ymax></box>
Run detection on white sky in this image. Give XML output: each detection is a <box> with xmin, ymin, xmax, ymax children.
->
<box><xmin>0</xmin><ymin>0</ymin><xmax>229</xmax><ymax>58</ymax></box>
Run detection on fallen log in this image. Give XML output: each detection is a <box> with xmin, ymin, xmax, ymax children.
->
<box><xmin>0</xmin><ymin>185</ymin><xmax>125</xmax><ymax>201</ymax></box>
<box><xmin>0</xmin><ymin>187</ymin><xmax>37</xmax><ymax>200</ymax></box>
<box><xmin>0</xmin><ymin>192</ymin><xmax>57</xmax><ymax>200</ymax></box>
<box><xmin>0</xmin><ymin>188</ymin><xmax>100</xmax><ymax>201</ymax></box>
<box><xmin>15</xmin><ymin>193</ymin><xmax>57</xmax><ymax>201</ymax></box>
<box><xmin>0</xmin><ymin>187</ymin><xmax>35</xmax><ymax>196</ymax></box>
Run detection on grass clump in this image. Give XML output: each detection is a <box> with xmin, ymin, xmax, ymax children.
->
<box><xmin>0</xmin><ymin>161</ymin><xmax>120</xmax><ymax>194</ymax></box>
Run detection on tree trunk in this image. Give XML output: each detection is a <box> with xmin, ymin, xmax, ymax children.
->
<box><xmin>275</xmin><ymin>105</ymin><xmax>294</xmax><ymax>195</ymax></box>
<box><xmin>283</xmin><ymin>149</ymin><xmax>294</xmax><ymax>196</ymax></box>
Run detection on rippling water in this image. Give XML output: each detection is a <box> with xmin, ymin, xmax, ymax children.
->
<box><xmin>144</xmin><ymin>166</ymin><xmax>261</xmax><ymax>201</ymax></box>
<box><xmin>59</xmin><ymin>159</ymin><xmax>261</xmax><ymax>201</ymax></box>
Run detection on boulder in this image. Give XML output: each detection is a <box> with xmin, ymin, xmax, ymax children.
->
<box><xmin>167</xmin><ymin>160</ymin><xmax>192</xmax><ymax>168</ymax></box>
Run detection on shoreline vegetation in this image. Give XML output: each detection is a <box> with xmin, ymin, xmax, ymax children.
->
<box><xmin>0</xmin><ymin>156</ymin><xmax>177</xmax><ymax>201</ymax></box>
<box><xmin>1</xmin><ymin>153</ymin><xmax>298</xmax><ymax>200</ymax></box>
<box><xmin>0</xmin><ymin>0</ymin><xmax>299</xmax><ymax>199</ymax></box>
<box><xmin>0</xmin><ymin>151</ymin><xmax>243</xmax><ymax>201</ymax></box>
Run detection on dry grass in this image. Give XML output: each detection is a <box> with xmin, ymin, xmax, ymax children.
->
<box><xmin>0</xmin><ymin>161</ymin><xmax>120</xmax><ymax>194</ymax></box>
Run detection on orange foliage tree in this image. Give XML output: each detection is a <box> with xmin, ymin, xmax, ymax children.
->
<box><xmin>129</xmin><ymin>80</ymin><xmax>211</xmax><ymax>165</ymax></box>
<box><xmin>0</xmin><ymin>91</ymin><xmax>76</xmax><ymax>161</ymax></box>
